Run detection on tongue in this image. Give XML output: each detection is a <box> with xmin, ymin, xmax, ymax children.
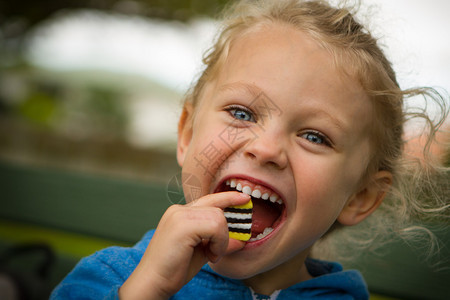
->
<box><xmin>251</xmin><ymin>199</ymin><xmax>280</xmax><ymax>235</ymax></box>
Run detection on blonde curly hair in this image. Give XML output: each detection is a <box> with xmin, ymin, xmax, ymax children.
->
<box><xmin>184</xmin><ymin>0</ymin><xmax>449</xmax><ymax>261</ymax></box>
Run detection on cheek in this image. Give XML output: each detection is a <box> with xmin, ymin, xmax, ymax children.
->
<box><xmin>299</xmin><ymin>175</ymin><xmax>347</xmax><ymax>216</ymax></box>
<box><xmin>186</xmin><ymin>115</ymin><xmax>259</xmax><ymax>175</ymax></box>
<box><xmin>180</xmin><ymin>123</ymin><xmax>237</xmax><ymax>200</ymax></box>
<box><xmin>294</xmin><ymin>158</ymin><xmax>358</xmax><ymax>218</ymax></box>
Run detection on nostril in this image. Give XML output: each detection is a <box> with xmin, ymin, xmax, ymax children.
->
<box><xmin>243</xmin><ymin>140</ymin><xmax>287</xmax><ymax>170</ymax></box>
<box><xmin>244</xmin><ymin>151</ymin><xmax>257</xmax><ymax>160</ymax></box>
<box><xmin>268</xmin><ymin>161</ymin><xmax>282</xmax><ymax>169</ymax></box>
<box><xmin>244</xmin><ymin>150</ymin><xmax>286</xmax><ymax>170</ymax></box>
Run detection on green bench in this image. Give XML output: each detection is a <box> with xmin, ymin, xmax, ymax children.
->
<box><xmin>0</xmin><ymin>160</ymin><xmax>448</xmax><ymax>299</ymax></box>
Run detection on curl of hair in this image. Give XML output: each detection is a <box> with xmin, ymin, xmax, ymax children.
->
<box><xmin>184</xmin><ymin>0</ymin><xmax>449</xmax><ymax>262</ymax></box>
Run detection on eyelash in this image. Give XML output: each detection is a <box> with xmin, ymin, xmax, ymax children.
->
<box><xmin>225</xmin><ymin>105</ymin><xmax>256</xmax><ymax>123</ymax></box>
<box><xmin>300</xmin><ymin>130</ymin><xmax>332</xmax><ymax>147</ymax></box>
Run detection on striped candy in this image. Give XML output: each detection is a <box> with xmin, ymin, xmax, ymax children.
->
<box><xmin>224</xmin><ymin>200</ymin><xmax>253</xmax><ymax>241</ymax></box>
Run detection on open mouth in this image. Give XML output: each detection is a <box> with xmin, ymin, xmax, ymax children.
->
<box><xmin>216</xmin><ymin>177</ymin><xmax>285</xmax><ymax>242</ymax></box>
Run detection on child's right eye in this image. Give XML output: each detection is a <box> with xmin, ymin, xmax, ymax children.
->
<box><xmin>226</xmin><ymin>105</ymin><xmax>256</xmax><ymax>122</ymax></box>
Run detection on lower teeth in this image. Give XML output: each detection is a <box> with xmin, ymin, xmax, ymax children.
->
<box><xmin>249</xmin><ymin>227</ymin><xmax>273</xmax><ymax>242</ymax></box>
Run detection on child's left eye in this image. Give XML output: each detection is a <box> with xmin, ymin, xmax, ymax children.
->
<box><xmin>226</xmin><ymin>105</ymin><xmax>256</xmax><ymax>122</ymax></box>
<box><xmin>301</xmin><ymin>131</ymin><xmax>332</xmax><ymax>147</ymax></box>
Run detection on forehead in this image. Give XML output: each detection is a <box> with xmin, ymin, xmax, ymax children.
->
<box><xmin>200</xmin><ymin>23</ymin><xmax>373</xmax><ymax>136</ymax></box>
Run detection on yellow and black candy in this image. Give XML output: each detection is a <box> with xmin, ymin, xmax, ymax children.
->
<box><xmin>224</xmin><ymin>200</ymin><xmax>253</xmax><ymax>241</ymax></box>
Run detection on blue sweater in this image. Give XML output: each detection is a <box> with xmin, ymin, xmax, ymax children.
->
<box><xmin>51</xmin><ymin>230</ymin><xmax>369</xmax><ymax>299</ymax></box>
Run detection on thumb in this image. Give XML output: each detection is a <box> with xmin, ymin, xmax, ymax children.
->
<box><xmin>225</xmin><ymin>238</ymin><xmax>245</xmax><ymax>255</ymax></box>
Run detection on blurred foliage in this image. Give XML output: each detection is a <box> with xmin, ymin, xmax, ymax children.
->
<box><xmin>0</xmin><ymin>0</ymin><xmax>230</xmax><ymax>56</ymax></box>
<box><xmin>18</xmin><ymin>91</ymin><xmax>59</xmax><ymax>127</ymax></box>
<box><xmin>0</xmin><ymin>0</ymin><xmax>230</xmax><ymax>134</ymax></box>
<box><xmin>1</xmin><ymin>0</ymin><xmax>230</xmax><ymax>34</ymax></box>
<box><xmin>1</xmin><ymin>0</ymin><xmax>232</xmax><ymax>69</ymax></box>
<box><xmin>0</xmin><ymin>65</ymin><xmax>130</xmax><ymax>140</ymax></box>
<box><xmin>83</xmin><ymin>85</ymin><xmax>128</xmax><ymax>134</ymax></box>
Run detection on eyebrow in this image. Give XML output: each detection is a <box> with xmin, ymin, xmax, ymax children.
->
<box><xmin>304</xmin><ymin>107</ymin><xmax>347</xmax><ymax>131</ymax></box>
<box><xmin>217</xmin><ymin>82</ymin><xmax>263</xmax><ymax>99</ymax></box>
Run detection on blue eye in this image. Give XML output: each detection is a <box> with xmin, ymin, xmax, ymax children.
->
<box><xmin>301</xmin><ymin>131</ymin><xmax>331</xmax><ymax>147</ymax></box>
<box><xmin>227</xmin><ymin>106</ymin><xmax>255</xmax><ymax>122</ymax></box>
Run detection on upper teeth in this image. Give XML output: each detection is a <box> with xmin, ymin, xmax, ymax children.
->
<box><xmin>226</xmin><ymin>179</ymin><xmax>283</xmax><ymax>205</ymax></box>
<box><xmin>251</xmin><ymin>189</ymin><xmax>261</xmax><ymax>198</ymax></box>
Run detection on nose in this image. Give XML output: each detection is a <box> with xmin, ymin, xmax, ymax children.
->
<box><xmin>243</xmin><ymin>127</ymin><xmax>288</xmax><ymax>170</ymax></box>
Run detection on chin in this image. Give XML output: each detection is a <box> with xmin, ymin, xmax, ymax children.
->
<box><xmin>208</xmin><ymin>261</ymin><xmax>256</xmax><ymax>279</ymax></box>
<box><xmin>209</xmin><ymin>252</ymin><xmax>279</xmax><ymax>280</ymax></box>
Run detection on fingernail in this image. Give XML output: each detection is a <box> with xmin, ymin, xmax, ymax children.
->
<box><xmin>239</xmin><ymin>193</ymin><xmax>251</xmax><ymax>199</ymax></box>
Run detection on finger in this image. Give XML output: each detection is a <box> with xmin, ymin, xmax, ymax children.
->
<box><xmin>226</xmin><ymin>238</ymin><xmax>246</xmax><ymax>254</ymax></box>
<box><xmin>205</xmin><ymin>238</ymin><xmax>229</xmax><ymax>263</ymax></box>
<box><xmin>206</xmin><ymin>225</ymin><xmax>247</xmax><ymax>262</ymax></box>
<box><xmin>183</xmin><ymin>208</ymin><xmax>230</xmax><ymax>258</ymax></box>
<box><xmin>190</xmin><ymin>191</ymin><xmax>251</xmax><ymax>209</ymax></box>
<box><xmin>208</xmin><ymin>238</ymin><xmax>245</xmax><ymax>264</ymax></box>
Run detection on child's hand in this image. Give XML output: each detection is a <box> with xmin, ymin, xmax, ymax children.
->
<box><xmin>118</xmin><ymin>191</ymin><xmax>251</xmax><ymax>300</ymax></box>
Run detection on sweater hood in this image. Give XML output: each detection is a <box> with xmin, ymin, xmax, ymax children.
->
<box><xmin>196</xmin><ymin>258</ymin><xmax>368</xmax><ymax>300</ymax></box>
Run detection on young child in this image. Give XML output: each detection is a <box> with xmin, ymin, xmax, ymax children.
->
<box><xmin>51</xmin><ymin>0</ymin><xmax>449</xmax><ymax>299</ymax></box>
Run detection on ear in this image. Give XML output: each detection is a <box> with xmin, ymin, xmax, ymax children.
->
<box><xmin>338</xmin><ymin>171</ymin><xmax>393</xmax><ymax>226</ymax></box>
<box><xmin>177</xmin><ymin>102</ymin><xmax>194</xmax><ymax>167</ymax></box>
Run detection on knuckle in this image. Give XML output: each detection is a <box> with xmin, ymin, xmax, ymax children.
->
<box><xmin>210</xmin><ymin>207</ymin><xmax>224</xmax><ymax>219</ymax></box>
<box><xmin>164</xmin><ymin>205</ymin><xmax>187</xmax><ymax>222</ymax></box>
<box><xmin>209</xmin><ymin>208</ymin><xmax>227</xmax><ymax>230</ymax></box>
<box><xmin>165</xmin><ymin>204</ymin><xmax>181</xmax><ymax>215</ymax></box>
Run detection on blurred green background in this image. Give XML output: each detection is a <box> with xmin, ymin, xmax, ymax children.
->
<box><xmin>0</xmin><ymin>0</ymin><xmax>449</xmax><ymax>299</ymax></box>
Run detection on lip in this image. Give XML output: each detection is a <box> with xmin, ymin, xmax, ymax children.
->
<box><xmin>214</xmin><ymin>173</ymin><xmax>288</xmax><ymax>247</ymax></box>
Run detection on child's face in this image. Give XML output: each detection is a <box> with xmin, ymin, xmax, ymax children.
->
<box><xmin>177</xmin><ymin>24</ymin><xmax>375</xmax><ymax>279</ymax></box>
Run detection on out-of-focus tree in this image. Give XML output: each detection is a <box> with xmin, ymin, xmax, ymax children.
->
<box><xmin>0</xmin><ymin>0</ymin><xmax>230</xmax><ymax>64</ymax></box>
